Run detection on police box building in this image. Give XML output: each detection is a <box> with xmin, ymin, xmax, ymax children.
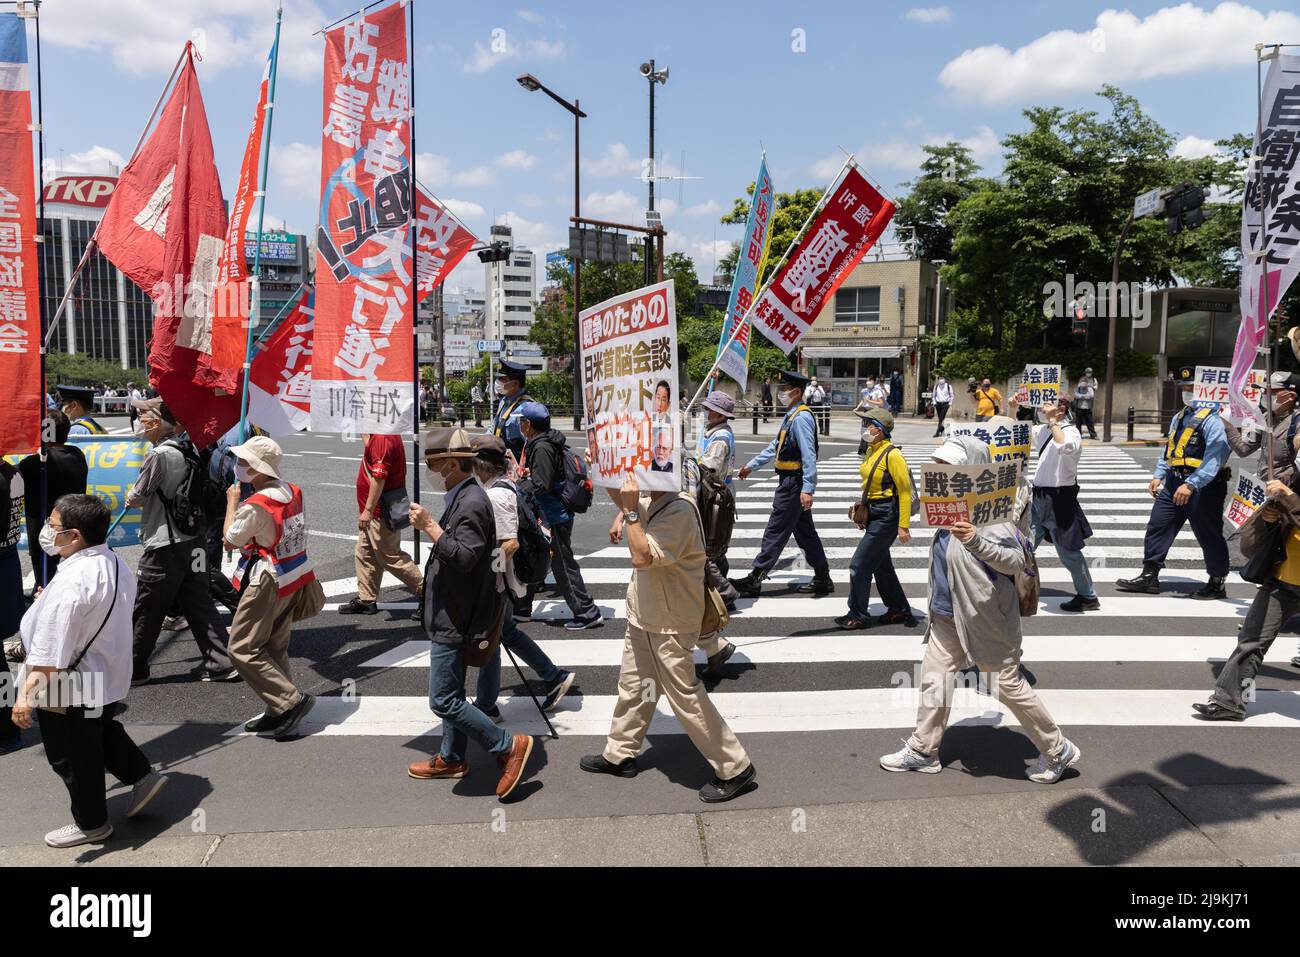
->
<box><xmin>39</xmin><ymin>174</ymin><xmax>309</xmax><ymax>371</ymax></box>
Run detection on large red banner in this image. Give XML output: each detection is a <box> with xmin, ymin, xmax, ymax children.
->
<box><xmin>751</xmin><ymin>164</ymin><xmax>894</xmax><ymax>354</ymax></box>
<box><xmin>312</xmin><ymin>2</ymin><xmax>415</xmax><ymax>434</ymax></box>
<box><xmin>208</xmin><ymin>37</ymin><xmax>276</xmax><ymax>383</ymax></box>
<box><xmin>0</xmin><ymin>13</ymin><xmax>42</xmax><ymax>455</ymax></box>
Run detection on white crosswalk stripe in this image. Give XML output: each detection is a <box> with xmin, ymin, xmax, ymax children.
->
<box><xmin>264</xmin><ymin>445</ymin><xmax>1286</xmax><ymax>741</ymax></box>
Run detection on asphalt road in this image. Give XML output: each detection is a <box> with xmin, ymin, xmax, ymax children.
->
<box><xmin>4</xmin><ymin>420</ymin><xmax>1300</xmax><ymax>866</ymax></box>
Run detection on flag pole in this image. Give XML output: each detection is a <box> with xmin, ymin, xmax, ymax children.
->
<box><xmin>683</xmin><ymin>153</ymin><xmax>855</xmax><ymax>420</ymax></box>
<box><xmin>407</xmin><ymin>0</ymin><xmax>420</xmax><ymax>564</ymax></box>
<box><xmin>26</xmin><ymin>0</ymin><xmax>51</xmax><ymax>580</ymax></box>
<box><xmin>41</xmin><ymin>42</ymin><xmax>191</xmax><ymax>351</ymax></box>
<box><xmin>1257</xmin><ymin>45</ymin><xmax>1276</xmax><ymax>480</ymax></box>
<box><xmin>237</xmin><ymin>7</ymin><xmax>283</xmax><ymax>444</ymax></box>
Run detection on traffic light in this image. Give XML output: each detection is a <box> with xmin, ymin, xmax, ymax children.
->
<box><xmin>476</xmin><ymin>240</ymin><xmax>511</xmax><ymax>263</ymax></box>
<box><xmin>1164</xmin><ymin>181</ymin><xmax>1211</xmax><ymax>236</ymax></box>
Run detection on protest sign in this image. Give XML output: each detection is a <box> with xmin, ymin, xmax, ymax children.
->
<box><xmin>1224</xmin><ymin>470</ymin><xmax>1268</xmax><ymax>531</ymax></box>
<box><xmin>579</xmin><ymin>279</ymin><xmax>679</xmax><ymax>492</ymax></box>
<box><xmin>1193</xmin><ymin>365</ymin><xmax>1265</xmax><ymax>418</ymax></box>
<box><xmin>1023</xmin><ymin>364</ymin><xmax>1061</xmax><ymax>407</ymax></box>
<box><xmin>946</xmin><ymin>416</ymin><xmax>1031</xmax><ymax>463</ymax></box>
<box><xmin>919</xmin><ymin>460</ymin><xmax>1022</xmax><ymax>528</ymax></box>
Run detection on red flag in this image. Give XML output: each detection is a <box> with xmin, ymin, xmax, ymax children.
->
<box><xmin>248</xmin><ymin>286</ymin><xmax>314</xmax><ymax>437</ymax></box>
<box><xmin>208</xmin><ymin>37</ymin><xmax>276</xmax><ymax>385</ymax></box>
<box><xmin>97</xmin><ymin>45</ymin><xmax>240</xmax><ymax>447</ymax></box>
<box><xmin>0</xmin><ymin>12</ymin><xmax>41</xmax><ymax>455</ymax></box>
<box><xmin>751</xmin><ymin>165</ymin><xmax>894</xmax><ymax>354</ymax></box>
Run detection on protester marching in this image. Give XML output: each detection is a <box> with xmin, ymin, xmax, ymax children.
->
<box><xmin>3</xmin><ymin>2</ymin><xmax>1300</xmax><ymax>895</ymax></box>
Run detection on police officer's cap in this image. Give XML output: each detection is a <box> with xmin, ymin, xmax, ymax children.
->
<box><xmin>56</xmin><ymin>384</ymin><xmax>96</xmax><ymax>405</ymax></box>
<box><xmin>496</xmin><ymin>359</ymin><xmax>528</xmax><ymax>384</ymax></box>
<box><xmin>778</xmin><ymin>370</ymin><xmax>810</xmax><ymax>390</ymax></box>
<box><xmin>1176</xmin><ymin>365</ymin><xmax>1196</xmax><ymax>383</ymax></box>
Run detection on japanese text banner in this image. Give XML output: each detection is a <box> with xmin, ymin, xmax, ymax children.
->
<box><xmin>946</xmin><ymin>416</ymin><xmax>1031</xmax><ymax>464</ymax></box>
<box><xmin>249</xmin><ymin>287</ymin><xmax>313</xmax><ymax>437</ymax></box>
<box><xmin>1022</xmin><ymin>364</ymin><xmax>1061</xmax><ymax>407</ymax></box>
<box><xmin>715</xmin><ymin>156</ymin><xmax>773</xmax><ymax>387</ymax></box>
<box><xmin>0</xmin><ymin>14</ymin><xmax>41</xmax><ymax>455</ymax></box>
<box><xmin>1193</xmin><ymin>365</ymin><xmax>1264</xmax><ymax>420</ymax></box>
<box><xmin>1234</xmin><ymin>53</ymin><xmax>1300</xmax><ymax>429</ymax></box>
<box><xmin>919</xmin><ymin>460</ymin><xmax>1022</xmax><ymax>528</ymax></box>
<box><xmin>1225</xmin><ymin>470</ymin><xmax>1267</xmax><ymax>531</ymax></box>
<box><xmin>751</xmin><ymin>164</ymin><xmax>894</xmax><ymax>354</ymax></box>
<box><xmin>312</xmin><ymin>2</ymin><xmax>414</xmax><ymax>435</ymax></box>
<box><xmin>579</xmin><ymin>279</ymin><xmax>679</xmax><ymax>492</ymax></box>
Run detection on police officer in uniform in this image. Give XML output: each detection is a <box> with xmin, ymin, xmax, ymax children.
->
<box><xmin>489</xmin><ymin>360</ymin><xmax>532</xmax><ymax>460</ymax></box>
<box><xmin>1116</xmin><ymin>365</ymin><xmax>1230</xmax><ymax>599</ymax></box>
<box><xmin>729</xmin><ymin>370</ymin><xmax>832</xmax><ymax>598</ymax></box>
<box><xmin>58</xmin><ymin>385</ymin><xmax>107</xmax><ymax>436</ymax></box>
<box><xmin>1223</xmin><ymin>370</ymin><xmax>1300</xmax><ymax>484</ymax></box>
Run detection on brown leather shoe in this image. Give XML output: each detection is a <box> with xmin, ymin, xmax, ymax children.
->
<box><xmin>495</xmin><ymin>734</ymin><xmax>534</xmax><ymax>799</ymax></box>
<box><xmin>408</xmin><ymin>755</ymin><xmax>468</xmax><ymax>780</ymax></box>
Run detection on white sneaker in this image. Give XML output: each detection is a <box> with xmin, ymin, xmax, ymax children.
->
<box><xmin>45</xmin><ymin>822</ymin><xmax>113</xmax><ymax>848</ymax></box>
<box><xmin>879</xmin><ymin>740</ymin><xmax>941</xmax><ymax>774</ymax></box>
<box><xmin>1027</xmin><ymin>738</ymin><xmax>1081</xmax><ymax>784</ymax></box>
<box><xmin>126</xmin><ymin>771</ymin><xmax>168</xmax><ymax>817</ymax></box>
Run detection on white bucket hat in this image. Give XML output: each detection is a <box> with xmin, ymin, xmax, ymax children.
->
<box><xmin>229</xmin><ymin>436</ymin><xmax>283</xmax><ymax>480</ymax></box>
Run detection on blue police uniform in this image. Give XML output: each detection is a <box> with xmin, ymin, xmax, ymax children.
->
<box><xmin>731</xmin><ymin>374</ymin><xmax>830</xmax><ymax>595</ymax></box>
<box><xmin>1119</xmin><ymin>402</ymin><xmax>1231</xmax><ymax>594</ymax></box>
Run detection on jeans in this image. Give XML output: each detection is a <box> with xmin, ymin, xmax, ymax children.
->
<box><xmin>1142</xmin><ymin>472</ymin><xmax>1229</xmax><ymax>576</ymax></box>
<box><xmin>474</xmin><ymin>612</ymin><xmax>563</xmax><ymax>712</ymax></box>
<box><xmin>934</xmin><ymin>402</ymin><xmax>949</xmax><ymax>434</ymax></box>
<box><xmin>847</xmin><ymin>502</ymin><xmax>908</xmax><ymax>619</ymax></box>
<box><xmin>1032</xmin><ymin>521</ymin><xmax>1096</xmax><ymax>599</ymax></box>
<box><xmin>1211</xmin><ymin>579</ymin><xmax>1300</xmax><ymax>713</ymax></box>
<box><xmin>428</xmin><ymin>639</ymin><xmax>512</xmax><ymax>763</ymax></box>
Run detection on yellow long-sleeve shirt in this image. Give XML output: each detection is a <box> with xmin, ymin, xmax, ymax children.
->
<box><xmin>860</xmin><ymin>439</ymin><xmax>912</xmax><ymax>530</ymax></box>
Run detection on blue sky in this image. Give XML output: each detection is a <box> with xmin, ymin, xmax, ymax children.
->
<box><xmin>23</xmin><ymin>0</ymin><xmax>1300</xmax><ymax>291</ymax></box>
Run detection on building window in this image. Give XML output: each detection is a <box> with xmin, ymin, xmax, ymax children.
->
<box><xmin>503</xmin><ymin>274</ymin><xmax>530</xmax><ymax>283</ymax></box>
<box><xmin>834</xmin><ymin>287</ymin><xmax>880</xmax><ymax>324</ymax></box>
<box><xmin>503</xmin><ymin>289</ymin><xmax>530</xmax><ymax>297</ymax></box>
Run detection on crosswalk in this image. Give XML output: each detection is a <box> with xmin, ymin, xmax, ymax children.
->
<box><xmin>238</xmin><ymin>444</ymin><xmax>1300</xmax><ymax>739</ymax></box>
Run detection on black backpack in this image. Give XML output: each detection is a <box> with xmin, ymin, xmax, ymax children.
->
<box><xmin>695</xmin><ymin>465</ymin><xmax>735</xmax><ymax>560</ymax></box>
<box><xmin>556</xmin><ymin>442</ymin><xmax>593</xmax><ymax>514</ymax></box>
<box><xmin>158</xmin><ymin>438</ymin><xmax>215</xmax><ymax>538</ymax></box>
<box><xmin>496</xmin><ymin>479</ymin><xmax>552</xmax><ymax>585</ymax></box>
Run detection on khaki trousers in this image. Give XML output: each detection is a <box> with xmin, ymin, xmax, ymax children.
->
<box><xmin>907</xmin><ymin>613</ymin><xmax>1064</xmax><ymax>759</ymax></box>
<box><xmin>229</xmin><ymin>573</ymin><xmax>301</xmax><ymax>715</ymax></box>
<box><xmin>354</xmin><ymin>519</ymin><xmax>423</xmax><ymax>602</ymax></box>
<box><xmin>604</xmin><ymin>624</ymin><xmax>750</xmax><ymax>779</ymax></box>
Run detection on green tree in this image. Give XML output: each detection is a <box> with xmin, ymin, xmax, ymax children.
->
<box><xmin>892</xmin><ymin>143</ymin><xmax>988</xmax><ymax>261</ymax></box>
<box><xmin>722</xmin><ymin>185</ymin><xmax>824</xmax><ymax>287</ymax></box>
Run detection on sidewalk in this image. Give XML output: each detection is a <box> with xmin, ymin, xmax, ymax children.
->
<box><xmin>4</xmin><ymin>783</ymin><xmax>1295</xmax><ymax>866</ymax></box>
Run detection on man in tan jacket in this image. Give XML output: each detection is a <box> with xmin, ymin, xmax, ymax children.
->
<box><xmin>579</xmin><ymin>471</ymin><xmax>755</xmax><ymax>803</ymax></box>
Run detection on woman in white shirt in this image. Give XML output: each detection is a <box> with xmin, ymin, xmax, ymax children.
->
<box><xmin>11</xmin><ymin>494</ymin><xmax>168</xmax><ymax>848</ymax></box>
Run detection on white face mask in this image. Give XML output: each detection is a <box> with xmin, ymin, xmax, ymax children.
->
<box><xmin>494</xmin><ymin>382</ymin><xmax>508</xmax><ymax>397</ymax></box>
<box><xmin>779</xmin><ymin>389</ymin><xmax>797</xmax><ymax>406</ymax></box>
<box><xmin>38</xmin><ymin>523</ymin><xmax>64</xmax><ymax>556</ymax></box>
<box><xmin>234</xmin><ymin>463</ymin><xmax>257</xmax><ymax>484</ymax></box>
<box><xmin>1182</xmin><ymin>391</ymin><xmax>1195</xmax><ymax>407</ymax></box>
<box><xmin>1272</xmin><ymin>397</ymin><xmax>1290</xmax><ymax>414</ymax></box>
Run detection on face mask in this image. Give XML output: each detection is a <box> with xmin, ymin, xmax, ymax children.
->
<box><xmin>1182</xmin><ymin>392</ymin><xmax>1194</xmax><ymax>407</ymax></box>
<box><xmin>494</xmin><ymin>382</ymin><xmax>508</xmax><ymax>397</ymax></box>
<box><xmin>1273</xmin><ymin>398</ymin><xmax>1289</xmax><ymax>414</ymax></box>
<box><xmin>38</xmin><ymin>523</ymin><xmax>64</xmax><ymax>556</ymax></box>
<box><xmin>779</xmin><ymin>389</ymin><xmax>796</xmax><ymax>406</ymax></box>
<box><xmin>234</xmin><ymin>464</ymin><xmax>256</xmax><ymax>483</ymax></box>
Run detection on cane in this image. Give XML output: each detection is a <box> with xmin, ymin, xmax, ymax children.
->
<box><xmin>502</xmin><ymin>642</ymin><xmax>560</xmax><ymax>739</ymax></box>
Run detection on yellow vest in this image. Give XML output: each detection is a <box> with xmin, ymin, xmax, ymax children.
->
<box><xmin>1165</xmin><ymin>407</ymin><xmax>1212</xmax><ymax>469</ymax></box>
<box><xmin>775</xmin><ymin>405</ymin><xmax>813</xmax><ymax>472</ymax></box>
<box><xmin>1275</xmin><ymin>528</ymin><xmax>1300</xmax><ymax>587</ymax></box>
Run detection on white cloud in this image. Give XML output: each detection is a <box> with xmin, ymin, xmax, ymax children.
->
<box><xmin>906</xmin><ymin>7</ymin><xmax>952</xmax><ymax>23</ymax></box>
<box><xmin>939</xmin><ymin>3</ymin><xmax>1300</xmax><ymax>106</ymax></box>
<box><xmin>463</xmin><ymin>32</ymin><xmax>565</xmax><ymax>74</ymax></box>
<box><xmin>584</xmin><ymin>189</ymin><xmax>641</xmax><ymax>220</ymax></box>
<box><xmin>1174</xmin><ymin>134</ymin><xmax>1221</xmax><ymax>159</ymax></box>
<box><xmin>269</xmin><ymin>141</ymin><xmax>321</xmax><ymax>205</ymax></box>
<box><xmin>582</xmin><ymin>142</ymin><xmax>643</xmax><ymax>178</ymax></box>
<box><xmin>809</xmin><ymin>123</ymin><xmax>1001</xmax><ymax>179</ymax></box>
<box><xmin>685</xmin><ymin>199</ymin><xmax>723</xmax><ymax>217</ymax></box>
<box><xmin>496</xmin><ymin>150</ymin><xmax>537</xmax><ymax>170</ymax></box>
<box><xmin>519</xmin><ymin>194</ymin><xmax>551</xmax><ymax>208</ymax></box>
<box><xmin>453</xmin><ymin>166</ymin><xmax>496</xmax><ymax>187</ymax></box>
<box><xmin>417</xmin><ymin>153</ymin><xmax>496</xmax><ymax>189</ymax></box>
<box><xmin>38</xmin><ymin>0</ymin><xmax>328</xmax><ymax>80</ymax></box>
<box><xmin>42</xmin><ymin>145</ymin><xmax>128</xmax><ymax>183</ymax></box>
<box><xmin>495</xmin><ymin>210</ymin><xmax>563</xmax><ymax>254</ymax></box>
<box><xmin>444</xmin><ymin>199</ymin><xmax>486</xmax><ymax>222</ymax></box>
<box><xmin>517</xmin><ymin>10</ymin><xmax>545</xmax><ymax>24</ymax></box>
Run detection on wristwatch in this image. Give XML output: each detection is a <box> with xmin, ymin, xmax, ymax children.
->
<box><xmin>623</xmin><ymin>510</ymin><xmax>641</xmax><ymax>524</ymax></box>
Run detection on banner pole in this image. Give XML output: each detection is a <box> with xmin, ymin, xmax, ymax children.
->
<box><xmin>407</xmin><ymin>0</ymin><xmax>420</xmax><ymax>564</ymax></box>
<box><xmin>683</xmin><ymin>153</ymin><xmax>855</xmax><ymax>419</ymax></box>
<box><xmin>1257</xmin><ymin>48</ymin><xmax>1276</xmax><ymax>480</ymax></box>
<box><xmin>30</xmin><ymin>0</ymin><xmax>50</xmax><ymax>582</ymax></box>
<box><xmin>42</xmin><ymin>42</ymin><xmax>190</xmax><ymax>351</ymax></box>
<box><xmin>237</xmin><ymin>7</ymin><xmax>283</xmax><ymax>444</ymax></box>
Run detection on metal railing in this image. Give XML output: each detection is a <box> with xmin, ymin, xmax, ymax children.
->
<box><xmin>1126</xmin><ymin>407</ymin><xmax>1168</xmax><ymax>442</ymax></box>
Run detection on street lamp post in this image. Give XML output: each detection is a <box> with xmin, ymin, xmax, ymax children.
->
<box><xmin>639</xmin><ymin>60</ymin><xmax>668</xmax><ymax>285</ymax></box>
<box><xmin>518</xmin><ymin>73</ymin><xmax>587</xmax><ymax>431</ymax></box>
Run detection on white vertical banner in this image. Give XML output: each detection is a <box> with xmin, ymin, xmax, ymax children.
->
<box><xmin>579</xmin><ymin>279</ymin><xmax>680</xmax><ymax>492</ymax></box>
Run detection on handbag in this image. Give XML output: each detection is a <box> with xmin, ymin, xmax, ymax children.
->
<box><xmin>363</xmin><ymin>459</ymin><xmax>411</xmax><ymax>532</ymax></box>
<box><xmin>1240</xmin><ymin>514</ymin><xmax>1290</xmax><ymax>585</ymax></box>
